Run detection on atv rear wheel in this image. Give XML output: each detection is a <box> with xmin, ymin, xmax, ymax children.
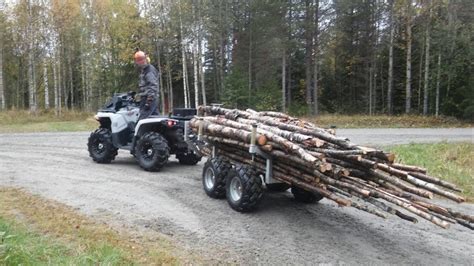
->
<box><xmin>87</xmin><ymin>128</ymin><xmax>118</xmax><ymax>163</ymax></box>
<box><xmin>177</xmin><ymin>150</ymin><xmax>202</xmax><ymax>165</ymax></box>
<box><xmin>226</xmin><ymin>164</ymin><xmax>263</xmax><ymax>212</ymax></box>
<box><xmin>135</xmin><ymin>132</ymin><xmax>170</xmax><ymax>171</ymax></box>
<box><xmin>291</xmin><ymin>186</ymin><xmax>324</xmax><ymax>203</ymax></box>
<box><xmin>202</xmin><ymin>156</ymin><xmax>231</xmax><ymax>199</ymax></box>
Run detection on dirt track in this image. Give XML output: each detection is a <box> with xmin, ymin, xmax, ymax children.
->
<box><xmin>0</xmin><ymin>130</ymin><xmax>473</xmax><ymax>264</ymax></box>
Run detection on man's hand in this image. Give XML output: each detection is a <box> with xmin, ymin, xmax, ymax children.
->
<box><xmin>134</xmin><ymin>94</ymin><xmax>141</xmax><ymax>102</ymax></box>
<box><xmin>144</xmin><ymin>95</ymin><xmax>154</xmax><ymax>110</ymax></box>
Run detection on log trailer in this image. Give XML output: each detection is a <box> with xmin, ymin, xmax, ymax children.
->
<box><xmin>185</xmin><ymin>117</ymin><xmax>323</xmax><ymax>212</ymax></box>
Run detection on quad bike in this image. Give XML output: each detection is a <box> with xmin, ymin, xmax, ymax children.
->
<box><xmin>87</xmin><ymin>92</ymin><xmax>201</xmax><ymax>171</ymax></box>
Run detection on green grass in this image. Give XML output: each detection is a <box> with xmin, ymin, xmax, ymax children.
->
<box><xmin>0</xmin><ymin>110</ymin><xmax>471</xmax><ymax>133</ymax></box>
<box><xmin>306</xmin><ymin>114</ymin><xmax>472</xmax><ymax>128</ymax></box>
<box><xmin>0</xmin><ymin>110</ymin><xmax>97</xmax><ymax>133</ymax></box>
<box><xmin>387</xmin><ymin>142</ymin><xmax>474</xmax><ymax>201</ymax></box>
<box><xmin>0</xmin><ymin>188</ymin><xmax>184</xmax><ymax>265</ymax></box>
<box><xmin>0</xmin><ymin>218</ymin><xmax>127</xmax><ymax>265</ymax></box>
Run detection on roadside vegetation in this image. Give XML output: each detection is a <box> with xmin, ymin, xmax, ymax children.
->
<box><xmin>0</xmin><ymin>110</ymin><xmax>96</xmax><ymax>133</ymax></box>
<box><xmin>308</xmin><ymin>114</ymin><xmax>472</xmax><ymax>129</ymax></box>
<box><xmin>0</xmin><ymin>110</ymin><xmax>471</xmax><ymax>133</ymax></box>
<box><xmin>388</xmin><ymin>142</ymin><xmax>474</xmax><ymax>201</ymax></box>
<box><xmin>0</xmin><ymin>188</ymin><xmax>183</xmax><ymax>265</ymax></box>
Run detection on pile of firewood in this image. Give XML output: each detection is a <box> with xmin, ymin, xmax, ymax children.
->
<box><xmin>190</xmin><ymin>106</ymin><xmax>473</xmax><ymax>229</ymax></box>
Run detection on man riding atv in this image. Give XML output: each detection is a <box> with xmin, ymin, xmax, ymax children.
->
<box><xmin>134</xmin><ymin>50</ymin><xmax>159</xmax><ymax>120</ymax></box>
<box><xmin>86</xmin><ymin>51</ymin><xmax>202</xmax><ymax>171</ymax></box>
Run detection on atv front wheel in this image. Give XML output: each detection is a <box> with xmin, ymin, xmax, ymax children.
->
<box><xmin>87</xmin><ymin>128</ymin><xmax>118</xmax><ymax>163</ymax></box>
<box><xmin>177</xmin><ymin>151</ymin><xmax>202</xmax><ymax>165</ymax></box>
<box><xmin>226</xmin><ymin>164</ymin><xmax>263</xmax><ymax>212</ymax></box>
<box><xmin>135</xmin><ymin>132</ymin><xmax>170</xmax><ymax>171</ymax></box>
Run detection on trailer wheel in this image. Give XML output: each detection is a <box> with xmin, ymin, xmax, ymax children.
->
<box><xmin>266</xmin><ymin>183</ymin><xmax>291</xmax><ymax>192</ymax></box>
<box><xmin>291</xmin><ymin>186</ymin><xmax>324</xmax><ymax>203</ymax></box>
<box><xmin>177</xmin><ymin>151</ymin><xmax>202</xmax><ymax>165</ymax></box>
<box><xmin>202</xmin><ymin>157</ymin><xmax>230</xmax><ymax>198</ymax></box>
<box><xmin>226</xmin><ymin>164</ymin><xmax>263</xmax><ymax>212</ymax></box>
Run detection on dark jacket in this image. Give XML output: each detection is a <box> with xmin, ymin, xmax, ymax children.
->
<box><xmin>138</xmin><ymin>64</ymin><xmax>159</xmax><ymax>100</ymax></box>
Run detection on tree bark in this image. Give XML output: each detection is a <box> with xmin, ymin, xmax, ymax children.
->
<box><xmin>387</xmin><ymin>0</ymin><xmax>395</xmax><ymax>115</ymax></box>
<box><xmin>281</xmin><ymin>49</ymin><xmax>286</xmax><ymax>112</ymax></box>
<box><xmin>0</xmin><ymin>30</ymin><xmax>5</xmax><ymax>110</ymax></box>
<box><xmin>435</xmin><ymin>53</ymin><xmax>441</xmax><ymax>117</ymax></box>
<box><xmin>312</xmin><ymin>0</ymin><xmax>320</xmax><ymax>116</ymax></box>
<box><xmin>304</xmin><ymin>0</ymin><xmax>313</xmax><ymax>114</ymax></box>
<box><xmin>198</xmin><ymin>1</ymin><xmax>206</xmax><ymax>107</ymax></box>
<box><xmin>44</xmin><ymin>62</ymin><xmax>49</xmax><ymax>109</ymax></box>
<box><xmin>179</xmin><ymin>1</ymin><xmax>189</xmax><ymax>108</ymax></box>
<box><xmin>423</xmin><ymin>2</ymin><xmax>432</xmax><ymax>115</ymax></box>
<box><xmin>405</xmin><ymin>0</ymin><xmax>412</xmax><ymax>114</ymax></box>
<box><xmin>193</xmin><ymin>42</ymin><xmax>199</xmax><ymax>108</ymax></box>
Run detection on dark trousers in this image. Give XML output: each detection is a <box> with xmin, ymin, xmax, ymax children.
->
<box><xmin>139</xmin><ymin>97</ymin><xmax>159</xmax><ymax>120</ymax></box>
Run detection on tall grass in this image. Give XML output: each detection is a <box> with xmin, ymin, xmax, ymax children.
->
<box><xmin>305</xmin><ymin>114</ymin><xmax>472</xmax><ymax>128</ymax></box>
<box><xmin>388</xmin><ymin>142</ymin><xmax>474</xmax><ymax>201</ymax></box>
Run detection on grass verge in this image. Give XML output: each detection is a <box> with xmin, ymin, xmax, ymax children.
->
<box><xmin>0</xmin><ymin>187</ymin><xmax>183</xmax><ymax>265</ymax></box>
<box><xmin>387</xmin><ymin>142</ymin><xmax>474</xmax><ymax>201</ymax></box>
<box><xmin>0</xmin><ymin>110</ymin><xmax>97</xmax><ymax>133</ymax></box>
<box><xmin>1</xmin><ymin>110</ymin><xmax>472</xmax><ymax>133</ymax></box>
<box><xmin>306</xmin><ymin>114</ymin><xmax>472</xmax><ymax>128</ymax></box>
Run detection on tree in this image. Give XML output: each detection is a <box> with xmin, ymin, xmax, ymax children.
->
<box><xmin>423</xmin><ymin>1</ymin><xmax>432</xmax><ymax>116</ymax></box>
<box><xmin>387</xmin><ymin>0</ymin><xmax>395</xmax><ymax>115</ymax></box>
<box><xmin>405</xmin><ymin>0</ymin><xmax>412</xmax><ymax>114</ymax></box>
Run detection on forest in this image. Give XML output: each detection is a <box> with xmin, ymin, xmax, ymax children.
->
<box><xmin>0</xmin><ymin>0</ymin><xmax>472</xmax><ymax>119</ymax></box>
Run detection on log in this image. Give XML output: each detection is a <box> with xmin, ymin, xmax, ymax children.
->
<box><xmin>409</xmin><ymin>172</ymin><xmax>462</xmax><ymax>192</ymax></box>
<box><xmin>376</xmin><ymin>163</ymin><xmax>465</xmax><ymax>202</ymax></box>
<box><xmin>391</xmin><ymin>163</ymin><xmax>427</xmax><ymax>173</ymax></box>
<box><xmin>190</xmin><ymin>119</ymin><xmax>267</xmax><ymax>145</ymax></box>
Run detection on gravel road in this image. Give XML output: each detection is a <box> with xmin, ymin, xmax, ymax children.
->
<box><xmin>0</xmin><ymin>129</ymin><xmax>473</xmax><ymax>264</ymax></box>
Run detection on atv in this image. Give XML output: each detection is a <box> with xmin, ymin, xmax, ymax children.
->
<box><xmin>87</xmin><ymin>91</ymin><xmax>201</xmax><ymax>171</ymax></box>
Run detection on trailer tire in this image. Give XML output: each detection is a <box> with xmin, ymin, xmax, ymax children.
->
<box><xmin>266</xmin><ymin>183</ymin><xmax>291</xmax><ymax>192</ymax></box>
<box><xmin>291</xmin><ymin>186</ymin><xmax>324</xmax><ymax>203</ymax></box>
<box><xmin>87</xmin><ymin>128</ymin><xmax>118</xmax><ymax>163</ymax></box>
<box><xmin>202</xmin><ymin>157</ymin><xmax>230</xmax><ymax>199</ymax></box>
<box><xmin>135</xmin><ymin>132</ymin><xmax>169</xmax><ymax>172</ymax></box>
<box><xmin>177</xmin><ymin>151</ymin><xmax>202</xmax><ymax>165</ymax></box>
<box><xmin>226</xmin><ymin>164</ymin><xmax>263</xmax><ymax>212</ymax></box>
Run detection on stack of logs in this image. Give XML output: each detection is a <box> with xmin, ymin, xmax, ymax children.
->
<box><xmin>190</xmin><ymin>106</ymin><xmax>473</xmax><ymax>229</ymax></box>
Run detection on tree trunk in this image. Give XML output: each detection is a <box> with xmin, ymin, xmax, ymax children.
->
<box><xmin>198</xmin><ymin>2</ymin><xmax>207</xmax><ymax>107</ymax></box>
<box><xmin>282</xmin><ymin>49</ymin><xmax>286</xmax><ymax>112</ymax></box>
<box><xmin>27</xmin><ymin>0</ymin><xmax>36</xmax><ymax>113</ymax></box>
<box><xmin>0</xmin><ymin>32</ymin><xmax>5</xmax><ymax>110</ymax></box>
<box><xmin>423</xmin><ymin>3</ymin><xmax>432</xmax><ymax>116</ymax></box>
<box><xmin>387</xmin><ymin>0</ymin><xmax>395</xmax><ymax>115</ymax></box>
<box><xmin>156</xmin><ymin>42</ymin><xmax>165</xmax><ymax>113</ymax></box>
<box><xmin>248</xmin><ymin>9</ymin><xmax>253</xmax><ymax>106</ymax></box>
<box><xmin>178</xmin><ymin>1</ymin><xmax>189</xmax><ymax>108</ymax></box>
<box><xmin>304</xmin><ymin>0</ymin><xmax>313</xmax><ymax>114</ymax></box>
<box><xmin>405</xmin><ymin>0</ymin><xmax>412</xmax><ymax>114</ymax></box>
<box><xmin>418</xmin><ymin>38</ymin><xmax>424</xmax><ymax>113</ymax></box>
<box><xmin>53</xmin><ymin>58</ymin><xmax>61</xmax><ymax>116</ymax></box>
<box><xmin>435</xmin><ymin>53</ymin><xmax>441</xmax><ymax>117</ymax></box>
<box><xmin>68</xmin><ymin>55</ymin><xmax>73</xmax><ymax>109</ymax></box>
<box><xmin>193</xmin><ymin>42</ymin><xmax>199</xmax><ymax>108</ymax></box>
<box><xmin>44</xmin><ymin>62</ymin><xmax>49</xmax><ymax>109</ymax></box>
<box><xmin>312</xmin><ymin>0</ymin><xmax>320</xmax><ymax>116</ymax></box>
<box><xmin>166</xmin><ymin>57</ymin><xmax>174</xmax><ymax>111</ymax></box>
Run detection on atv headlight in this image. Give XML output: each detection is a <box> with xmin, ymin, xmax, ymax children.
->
<box><xmin>94</xmin><ymin>115</ymin><xmax>100</xmax><ymax>121</ymax></box>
